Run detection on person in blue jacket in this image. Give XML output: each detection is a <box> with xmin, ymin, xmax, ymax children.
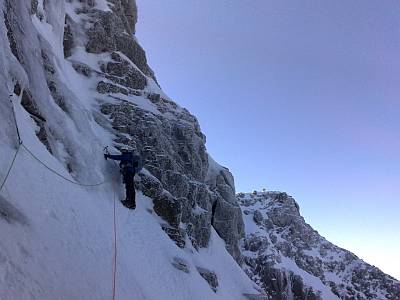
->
<box><xmin>104</xmin><ymin>147</ymin><xmax>143</xmax><ymax>209</ymax></box>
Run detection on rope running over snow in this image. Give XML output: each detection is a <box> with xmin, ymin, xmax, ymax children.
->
<box><xmin>5</xmin><ymin>95</ymin><xmax>118</xmax><ymax>299</ymax></box>
<box><xmin>0</xmin><ymin>143</ymin><xmax>22</xmax><ymax>193</ymax></box>
<box><xmin>20</xmin><ymin>144</ymin><xmax>118</xmax><ymax>299</ymax></box>
<box><xmin>21</xmin><ymin>144</ymin><xmax>108</xmax><ymax>187</ymax></box>
<box><xmin>112</xmin><ymin>183</ymin><xmax>118</xmax><ymax>300</ymax></box>
<box><xmin>0</xmin><ymin>96</ymin><xmax>24</xmax><ymax>193</ymax></box>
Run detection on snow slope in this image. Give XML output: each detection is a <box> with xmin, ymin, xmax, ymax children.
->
<box><xmin>1</xmin><ymin>135</ymin><xmax>255</xmax><ymax>299</ymax></box>
<box><xmin>0</xmin><ymin>0</ymin><xmax>259</xmax><ymax>299</ymax></box>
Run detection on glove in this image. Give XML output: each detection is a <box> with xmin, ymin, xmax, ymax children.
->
<box><xmin>104</xmin><ymin>154</ymin><xmax>108</xmax><ymax>160</ymax></box>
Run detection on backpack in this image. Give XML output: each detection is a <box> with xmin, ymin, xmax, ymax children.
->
<box><xmin>121</xmin><ymin>154</ymin><xmax>143</xmax><ymax>174</ymax></box>
<box><xmin>132</xmin><ymin>155</ymin><xmax>143</xmax><ymax>172</ymax></box>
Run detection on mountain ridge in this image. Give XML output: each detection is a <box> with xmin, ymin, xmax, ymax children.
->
<box><xmin>239</xmin><ymin>191</ymin><xmax>400</xmax><ymax>299</ymax></box>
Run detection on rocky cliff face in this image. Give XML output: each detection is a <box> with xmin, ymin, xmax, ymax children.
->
<box><xmin>0</xmin><ymin>1</ymin><xmax>257</xmax><ymax>298</ymax></box>
<box><xmin>239</xmin><ymin>191</ymin><xmax>400</xmax><ymax>300</ymax></box>
<box><xmin>69</xmin><ymin>0</ymin><xmax>245</xmax><ymax>261</ymax></box>
<box><xmin>3</xmin><ymin>0</ymin><xmax>244</xmax><ymax>263</ymax></box>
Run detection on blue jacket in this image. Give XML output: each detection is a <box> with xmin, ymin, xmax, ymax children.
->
<box><xmin>106</xmin><ymin>152</ymin><xmax>143</xmax><ymax>174</ymax></box>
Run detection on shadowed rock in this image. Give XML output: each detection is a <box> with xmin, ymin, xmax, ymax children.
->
<box><xmin>196</xmin><ymin>267</ymin><xmax>219</xmax><ymax>292</ymax></box>
<box><xmin>101</xmin><ymin>99</ymin><xmax>244</xmax><ymax>262</ymax></box>
<box><xmin>0</xmin><ymin>195</ymin><xmax>29</xmax><ymax>225</ymax></box>
<box><xmin>172</xmin><ymin>257</ymin><xmax>190</xmax><ymax>273</ymax></box>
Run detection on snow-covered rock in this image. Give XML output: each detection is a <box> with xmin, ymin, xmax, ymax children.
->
<box><xmin>1</xmin><ymin>0</ymin><xmax>398</xmax><ymax>299</ymax></box>
<box><xmin>238</xmin><ymin>191</ymin><xmax>400</xmax><ymax>300</ymax></box>
<box><xmin>0</xmin><ymin>0</ymin><xmax>259</xmax><ymax>299</ymax></box>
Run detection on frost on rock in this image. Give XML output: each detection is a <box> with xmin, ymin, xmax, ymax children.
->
<box><xmin>238</xmin><ymin>191</ymin><xmax>400</xmax><ymax>300</ymax></box>
<box><xmin>77</xmin><ymin>1</ymin><xmax>247</xmax><ymax>257</ymax></box>
<box><xmin>197</xmin><ymin>266</ymin><xmax>219</xmax><ymax>292</ymax></box>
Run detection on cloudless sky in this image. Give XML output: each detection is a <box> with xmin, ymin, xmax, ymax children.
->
<box><xmin>136</xmin><ymin>0</ymin><xmax>400</xmax><ymax>280</ymax></box>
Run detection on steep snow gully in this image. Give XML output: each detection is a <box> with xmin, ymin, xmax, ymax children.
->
<box><xmin>0</xmin><ymin>1</ymin><xmax>399</xmax><ymax>300</ymax></box>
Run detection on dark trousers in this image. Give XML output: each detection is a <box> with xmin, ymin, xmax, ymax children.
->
<box><xmin>123</xmin><ymin>173</ymin><xmax>136</xmax><ymax>204</ymax></box>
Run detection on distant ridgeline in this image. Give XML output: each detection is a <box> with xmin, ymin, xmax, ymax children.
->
<box><xmin>238</xmin><ymin>191</ymin><xmax>400</xmax><ymax>299</ymax></box>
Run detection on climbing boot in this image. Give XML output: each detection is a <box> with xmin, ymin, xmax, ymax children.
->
<box><xmin>121</xmin><ymin>199</ymin><xmax>136</xmax><ymax>210</ymax></box>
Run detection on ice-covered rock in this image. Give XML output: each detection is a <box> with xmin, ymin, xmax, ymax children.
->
<box><xmin>197</xmin><ymin>266</ymin><xmax>219</xmax><ymax>292</ymax></box>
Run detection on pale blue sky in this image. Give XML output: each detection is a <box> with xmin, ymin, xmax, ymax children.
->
<box><xmin>136</xmin><ymin>0</ymin><xmax>400</xmax><ymax>279</ymax></box>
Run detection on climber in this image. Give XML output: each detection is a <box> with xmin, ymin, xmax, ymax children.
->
<box><xmin>104</xmin><ymin>146</ymin><xmax>143</xmax><ymax>209</ymax></box>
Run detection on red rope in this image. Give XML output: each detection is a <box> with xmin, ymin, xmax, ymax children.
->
<box><xmin>112</xmin><ymin>187</ymin><xmax>117</xmax><ymax>300</ymax></box>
